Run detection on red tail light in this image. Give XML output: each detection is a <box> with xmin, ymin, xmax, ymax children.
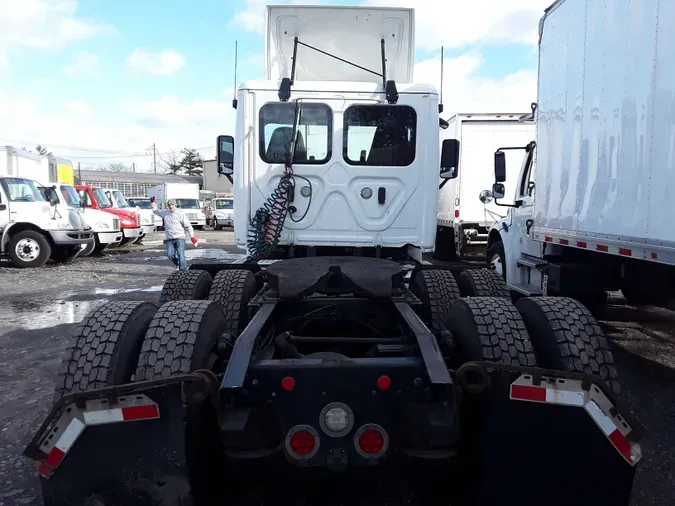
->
<box><xmin>285</xmin><ymin>425</ymin><xmax>320</xmax><ymax>460</ymax></box>
<box><xmin>354</xmin><ymin>424</ymin><xmax>388</xmax><ymax>459</ymax></box>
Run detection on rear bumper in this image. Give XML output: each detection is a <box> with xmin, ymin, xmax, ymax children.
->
<box><xmin>122</xmin><ymin>227</ymin><xmax>143</xmax><ymax>239</ymax></box>
<box><xmin>48</xmin><ymin>229</ymin><xmax>94</xmax><ymax>246</ymax></box>
<box><xmin>97</xmin><ymin>231</ymin><xmax>123</xmax><ymax>245</ymax></box>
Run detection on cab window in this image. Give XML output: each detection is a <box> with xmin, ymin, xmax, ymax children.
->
<box><xmin>259</xmin><ymin>102</ymin><xmax>332</xmax><ymax>164</ymax></box>
<box><xmin>343</xmin><ymin>105</ymin><xmax>416</xmax><ymax>166</ymax></box>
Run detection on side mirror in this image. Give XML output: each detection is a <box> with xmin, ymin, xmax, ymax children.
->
<box><xmin>440</xmin><ymin>139</ymin><xmax>459</xmax><ymax>179</ymax></box>
<box><xmin>494</xmin><ymin>151</ymin><xmax>506</xmax><ymax>182</ymax></box>
<box><xmin>479</xmin><ymin>189</ymin><xmax>493</xmax><ymax>204</ymax></box>
<box><xmin>217</xmin><ymin>135</ymin><xmax>234</xmax><ymax>175</ymax></box>
<box><xmin>492</xmin><ymin>183</ymin><xmax>505</xmax><ymax>200</ymax></box>
<box><xmin>46</xmin><ymin>189</ymin><xmax>59</xmax><ymax>207</ymax></box>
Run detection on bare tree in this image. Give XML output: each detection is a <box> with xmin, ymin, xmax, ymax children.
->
<box><xmin>159</xmin><ymin>149</ymin><xmax>182</xmax><ymax>174</ymax></box>
<box><xmin>103</xmin><ymin>162</ymin><xmax>130</xmax><ymax>172</ymax></box>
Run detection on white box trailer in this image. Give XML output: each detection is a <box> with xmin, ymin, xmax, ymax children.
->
<box><xmin>435</xmin><ymin>113</ymin><xmax>535</xmax><ymax>259</ymax></box>
<box><xmin>488</xmin><ymin>0</ymin><xmax>675</xmax><ymax>308</ymax></box>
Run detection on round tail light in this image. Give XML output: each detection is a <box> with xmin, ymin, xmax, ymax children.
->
<box><xmin>285</xmin><ymin>425</ymin><xmax>320</xmax><ymax>460</ymax></box>
<box><xmin>354</xmin><ymin>424</ymin><xmax>389</xmax><ymax>459</ymax></box>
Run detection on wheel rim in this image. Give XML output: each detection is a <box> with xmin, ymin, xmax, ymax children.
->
<box><xmin>15</xmin><ymin>238</ymin><xmax>40</xmax><ymax>262</ymax></box>
<box><xmin>489</xmin><ymin>253</ymin><xmax>503</xmax><ymax>276</ymax></box>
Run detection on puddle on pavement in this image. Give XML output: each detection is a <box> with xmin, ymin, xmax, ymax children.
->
<box><xmin>0</xmin><ymin>298</ymin><xmax>110</xmax><ymax>332</ymax></box>
<box><xmin>94</xmin><ymin>285</ymin><xmax>163</xmax><ymax>296</ymax></box>
<box><xmin>143</xmin><ymin>249</ymin><xmax>245</xmax><ymax>262</ymax></box>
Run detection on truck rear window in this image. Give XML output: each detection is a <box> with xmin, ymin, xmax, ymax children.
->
<box><xmin>259</xmin><ymin>102</ymin><xmax>332</xmax><ymax>165</ymax></box>
<box><xmin>343</xmin><ymin>105</ymin><xmax>416</xmax><ymax>166</ymax></box>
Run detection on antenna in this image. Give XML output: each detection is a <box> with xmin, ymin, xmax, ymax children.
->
<box><xmin>232</xmin><ymin>40</ymin><xmax>239</xmax><ymax>109</ymax></box>
<box><xmin>439</xmin><ymin>46</ymin><xmax>444</xmax><ymax>114</ymax></box>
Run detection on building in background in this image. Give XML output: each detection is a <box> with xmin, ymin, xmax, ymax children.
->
<box><xmin>202</xmin><ymin>159</ymin><xmax>233</xmax><ymax>194</ymax></box>
<box><xmin>76</xmin><ymin>169</ymin><xmax>203</xmax><ymax>197</ymax></box>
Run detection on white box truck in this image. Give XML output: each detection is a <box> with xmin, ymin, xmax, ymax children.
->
<box><xmin>486</xmin><ymin>0</ymin><xmax>675</xmax><ymax>310</ymax></box>
<box><xmin>0</xmin><ymin>146</ymin><xmax>92</xmax><ymax>267</ymax></box>
<box><xmin>434</xmin><ymin>113</ymin><xmax>535</xmax><ymax>260</ymax></box>
<box><xmin>147</xmin><ymin>182</ymin><xmax>206</xmax><ymax>229</ymax></box>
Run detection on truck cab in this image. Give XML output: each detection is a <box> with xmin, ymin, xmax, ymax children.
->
<box><xmin>217</xmin><ymin>5</ymin><xmax>457</xmax><ymax>260</ymax></box>
<box><xmin>75</xmin><ymin>185</ymin><xmax>143</xmax><ymax>246</ymax></box>
<box><xmin>209</xmin><ymin>197</ymin><xmax>234</xmax><ymax>229</ymax></box>
<box><xmin>127</xmin><ymin>196</ymin><xmax>163</xmax><ymax>228</ymax></box>
<box><xmin>105</xmin><ymin>188</ymin><xmax>156</xmax><ymax>239</ymax></box>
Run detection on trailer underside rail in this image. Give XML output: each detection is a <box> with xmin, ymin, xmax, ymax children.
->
<box><xmin>394</xmin><ymin>301</ymin><xmax>452</xmax><ymax>385</ymax></box>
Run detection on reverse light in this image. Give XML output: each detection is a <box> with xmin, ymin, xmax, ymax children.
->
<box><xmin>319</xmin><ymin>402</ymin><xmax>354</xmax><ymax>437</ymax></box>
<box><xmin>285</xmin><ymin>425</ymin><xmax>320</xmax><ymax>460</ymax></box>
<box><xmin>354</xmin><ymin>424</ymin><xmax>388</xmax><ymax>459</ymax></box>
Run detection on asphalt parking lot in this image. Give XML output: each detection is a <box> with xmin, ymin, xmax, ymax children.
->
<box><xmin>0</xmin><ymin>229</ymin><xmax>673</xmax><ymax>505</ymax></box>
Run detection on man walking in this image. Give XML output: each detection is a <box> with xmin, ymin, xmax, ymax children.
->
<box><xmin>150</xmin><ymin>197</ymin><xmax>198</xmax><ymax>271</ymax></box>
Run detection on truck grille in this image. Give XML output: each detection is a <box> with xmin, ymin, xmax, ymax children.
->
<box><xmin>113</xmin><ymin>218</ymin><xmax>120</xmax><ymax>231</ymax></box>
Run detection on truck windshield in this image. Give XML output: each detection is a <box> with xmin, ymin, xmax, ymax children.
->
<box><xmin>60</xmin><ymin>185</ymin><xmax>81</xmax><ymax>207</ymax></box>
<box><xmin>0</xmin><ymin>178</ymin><xmax>45</xmax><ymax>202</ymax></box>
<box><xmin>174</xmin><ymin>199</ymin><xmax>200</xmax><ymax>209</ymax></box>
<box><xmin>128</xmin><ymin>199</ymin><xmax>151</xmax><ymax>209</ymax></box>
<box><xmin>215</xmin><ymin>199</ymin><xmax>233</xmax><ymax>210</ymax></box>
<box><xmin>112</xmin><ymin>190</ymin><xmax>129</xmax><ymax>208</ymax></box>
<box><xmin>93</xmin><ymin>188</ymin><xmax>112</xmax><ymax>208</ymax></box>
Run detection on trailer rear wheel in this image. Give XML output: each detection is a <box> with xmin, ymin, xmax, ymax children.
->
<box><xmin>135</xmin><ymin>300</ymin><xmax>229</xmax><ymax>505</ymax></box>
<box><xmin>158</xmin><ymin>269</ymin><xmax>213</xmax><ymax>304</ymax></box>
<box><xmin>410</xmin><ymin>268</ymin><xmax>460</xmax><ymax>332</ymax></box>
<box><xmin>455</xmin><ymin>268</ymin><xmax>510</xmax><ymax>298</ymax></box>
<box><xmin>515</xmin><ymin>296</ymin><xmax>620</xmax><ymax>394</ymax></box>
<box><xmin>207</xmin><ymin>269</ymin><xmax>258</xmax><ymax>336</ymax></box>
<box><xmin>53</xmin><ymin>301</ymin><xmax>158</xmax><ymax>403</ymax></box>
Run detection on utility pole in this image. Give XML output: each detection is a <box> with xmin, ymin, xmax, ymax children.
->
<box><xmin>77</xmin><ymin>162</ymin><xmax>82</xmax><ymax>182</ymax></box>
<box><xmin>153</xmin><ymin>143</ymin><xmax>157</xmax><ymax>174</ymax></box>
<box><xmin>132</xmin><ymin>162</ymin><xmax>136</xmax><ymax>174</ymax></box>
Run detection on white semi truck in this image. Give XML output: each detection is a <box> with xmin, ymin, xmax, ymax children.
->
<box><xmin>105</xmin><ymin>188</ymin><xmax>156</xmax><ymax>241</ymax></box>
<box><xmin>434</xmin><ymin>113</ymin><xmax>535</xmax><ymax>260</ymax></box>
<box><xmin>0</xmin><ymin>146</ymin><xmax>92</xmax><ymax>267</ymax></box>
<box><xmin>147</xmin><ymin>182</ymin><xmax>206</xmax><ymax>229</ymax></box>
<box><xmin>487</xmin><ymin>0</ymin><xmax>675</xmax><ymax>310</ymax></box>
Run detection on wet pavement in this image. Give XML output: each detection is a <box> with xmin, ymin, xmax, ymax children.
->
<box><xmin>0</xmin><ymin>231</ymin><xmax>673</xmax><ymax>505</ymax></box>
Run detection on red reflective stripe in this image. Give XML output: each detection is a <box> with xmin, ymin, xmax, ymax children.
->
<box><xmin>511</xmin><ymin>384</ymin><xmax>546</xmax><ymax>402</ymax></box>
<box><xmin>44</xmin><ymin>447</ymin><xmax>65</xmax><ymax>468</ymax></box>
<box><xmin>559</xmin><ymin>238</ymin><xmax>569</xmax><ymax>245</ymax></box>
<box><xmin>577</xmin><ymin>241</ymin><xmax>587</xmax><ymax>248</ymax></box>
<box><xmin>596</xmin><ymin>244</ymin><xmax>608</xmax><ymax>252</ymax></box>
<box><xmin>608</xmin><ymin>429</ymin><xmax>632</xmax><ymax>462</ymax></box>
<box><xmin>122</xmin><ymin>404</ymin><xmax>159</xmax><ymax>421</ymax></box>
<box><xmin>544</xmin><ymin>236</ymin><xmax>553</xmax><ymax>242</ymax></box>
<box><xmin>618</xmin><ymin>248</ymin><xmax>631</xmax><ymax>256</ymax></box>
<box><xmin>651</xmin><ymin>252</ymin><xmax>658</xmax><ymax>259</ymax></box>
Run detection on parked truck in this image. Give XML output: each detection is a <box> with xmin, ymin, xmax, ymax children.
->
<box><xmin>486</xmin><ymin>0</ymin><xmax>675</xmax><ymax>311</ymax></box>
<box><xmin>147</xmin><ymin>182</ymin><xmax>206</xmax><ymax>229</ymax></box>
<box><xmin>435</xmin><ymin>113</ymin><xmax>535</xmax><ymax>260</ymax></box>
<box><xmin>104</xmin><ymin>188</ymin><xmax>156</xmax><ymax>239</ymax></box>
<box><xmin>26</xmin><ymin>4</ymin><xmax>641</xmax><ymax>506</ymax></box>
<box><xmin>0</xmin><ymin>146</ymin><xmax>92</xmax><ymax>267</ymax></box>
<box><xmin>207</xmin><ymin>196</ymin><xmax>234</xmax><ymax>229</ymax></box>
<box><xmin>126</xmin><ymin>196</ymin><xmax>163</xmax><ymax>228</ymax></box>
<box><xmin>75</xmin><ymin>184</ymin><xmax>144</xmax><ymax>247</ymax></box>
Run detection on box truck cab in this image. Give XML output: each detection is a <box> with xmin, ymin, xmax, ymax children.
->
<box><xmin>75</xmin><ymin>185</ymin><xmax>143</xmax><ymax>246</ymax></box>
<box><xmin>209</xmin><ymin>197</ymin><xmax>234</xmax><ymax>229</ymax></box>
<box><xmin>51</xmin><ymin>183</ymin><xmax>122</xmax><ymax>256</ymax></box>
<box><xmin>147</xmin><ymin>183</ymin><xmax>206</xmax><ymax>229</ymax></box>
<box><xmin>104</xmin><ymin>188</ymin><xmax>156</xmax><ymax>238</ymax></box>
<box><xmin>0</xmin><ymin>147</ymin><xmax>92</xmax><ymax>267</ymax></box>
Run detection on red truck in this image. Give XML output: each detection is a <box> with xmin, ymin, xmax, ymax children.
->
<box><xmin>75</xmin><ymin>185</ymin><xmax>144</xmax><ymax>245</ymax></box>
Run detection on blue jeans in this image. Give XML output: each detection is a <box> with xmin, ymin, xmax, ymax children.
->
<box><xmin>166</xmin><ymin>238</ymin><xmax>187</xmax><ymax>270</ymax></box>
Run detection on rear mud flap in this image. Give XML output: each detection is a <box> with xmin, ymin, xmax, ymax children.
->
<box><xmin>460</xmin><ymin>366</ymin><xmax>640</xmax><ymax>506</ymax></box>
<box><xmin>27</xmin><ymin>384</ymin><xmax>190</xmax><ymax>506</ymax></box>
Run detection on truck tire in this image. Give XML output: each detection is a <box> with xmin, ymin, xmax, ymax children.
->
<box><xmin>410</xmin><ymin>268</ymin><xmax>460</xmax><ymax>332</ymax></box>
<box><xmin>158</xmin><ymin>269</ymin><xmax>213</xmax><ymax>304</ymax></box>
<box><xmin>135</xmin><ymin>301</ymin><xmax>229</xmax><ymax>505</ymax></box>
<box><xmin>53</xmin><ymin>301</ymin><xmax>158</xmax><ymax>403</ymax></box>
<box><xmin>486</xmin><ymin>240</ymin><xmax>506</xmax><ymax>281</ymax></box>
<box><xmin>455</xmin><ymin>268</ymin><xmax>510</xmax><ymax>298</ymax></box>
<box><xmin>515</xmin><ymin>296</ymin><xmax>620</xmax><ymax>395</ymax></box>
<box><xmin>8</xmin><ymin>229</ymin><xmax>51</xmax><ymax>268</ymax></box>
<box><xmin>207</xmin><ymin>269</ymin><xmax>258</xmax><ymax>336</ymax></box>
<box><xmin>51</xmin><ymin>245</ymin><xmax>81</xmax><ymax>264</ymax></box>
<box><xmin>447</xmin><ymin>297</ymin><xmax>537</xmax><ymax>367</ymax></box>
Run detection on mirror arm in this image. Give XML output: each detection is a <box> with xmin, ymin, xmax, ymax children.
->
<box><xmin>439</xmin><ymin>179</ymin><xmax>451</xmax><ymax>190</ymax></box>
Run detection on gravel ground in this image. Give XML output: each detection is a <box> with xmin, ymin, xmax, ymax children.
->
<box><xmin>0</xmin><ymin>232</ymin><xmax>673</xmax><ymax>505</ymax></box>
